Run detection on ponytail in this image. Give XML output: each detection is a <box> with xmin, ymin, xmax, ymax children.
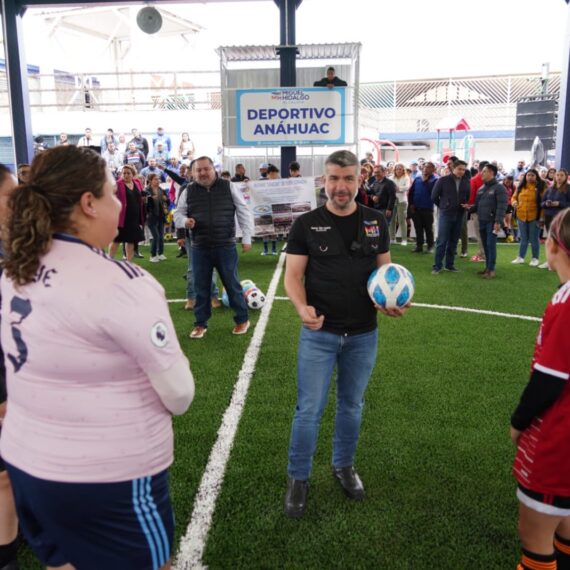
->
<box><xmin>4</xmin><ymin>185</ymin><xmax>54</xmax><ymax>286</ymax></box>
<box><xmin>2</xmin><ymin>146</ymin><xmax>108</xmax><ymax>287</ymax></box>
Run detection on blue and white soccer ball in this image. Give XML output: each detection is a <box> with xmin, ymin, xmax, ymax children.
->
<box><xmin>241</xmin><ymin>279</ymin><xmax>256</xmax><ymax>295</ymax></box>
<box><xmin>367</xmin><ymin>263</ymin><xmax>415</xmax><ymax>309</ymax></box>
<box><xmin>244</xmin><ymin>287</ymin><xmax>266</xmax><ymax>310</ymax></box>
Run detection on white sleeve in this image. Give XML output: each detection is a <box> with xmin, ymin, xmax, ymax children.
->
<box><xmin>230</xmin><ymin>183</ymin><xmax>254</xmax><ymax>244</ymax></box>
<box><xmin>147</xmin><ymin>355</ymin><xmax>195</xmax><ymax>415</ymax></box>
<box><xmin>174</xmin><ymin>188</ymin><xmax>189</xmax><ymax>229</ymax></box>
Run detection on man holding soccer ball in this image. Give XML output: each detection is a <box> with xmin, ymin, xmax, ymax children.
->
<box><xmin>283</xmin><ymin>150</ymin><xmax>408</xmax><ymax>518</ymax></box>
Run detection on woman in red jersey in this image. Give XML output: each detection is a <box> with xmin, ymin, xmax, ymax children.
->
<box><xmin>511</xmin><ymin>207</ymin><xmax>570</xmax><ymax>570</ymax></box>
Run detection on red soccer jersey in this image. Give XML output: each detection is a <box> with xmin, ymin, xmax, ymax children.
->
<box><xmin>513</xmin><ymin>281</ymin><xmax>570</xmax><ymax>495</ymax></box>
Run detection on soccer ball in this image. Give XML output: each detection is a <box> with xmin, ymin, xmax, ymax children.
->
<box><xmin>245</xmin><ymin>287</ymin><xmax>266</xmax><ymax>310</ymax></box>
<box><xmin>221</xmin><ymin>288</ymin><xmax>230</xmax><ymax>308</ymax></box>
<box><xmin>367</xmin><ymin>263</ymin><xmax>414</xmax><ymax>309</ymax></box>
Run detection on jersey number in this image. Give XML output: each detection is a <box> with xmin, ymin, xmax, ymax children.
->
<box><xmin>8</xmin><ymin>296</ymin><xmax>32</xmax><ymax>373</ymax></box>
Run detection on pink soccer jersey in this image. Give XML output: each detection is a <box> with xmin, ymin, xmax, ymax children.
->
<box><xmin>0</xmin><ymin>235</ymin><xmax>185</xmax><ymax>483</ymax></box>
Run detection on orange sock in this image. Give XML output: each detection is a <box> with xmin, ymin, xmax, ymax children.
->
<box><xmin>555</xmin><ymin>534</ymin><xmax>570</xmax><ymax>570</ymax></box>
<box><xmin>519</xmin><ymin>548</ymin><xmax>557</xmax><ymax>570</ymax></box>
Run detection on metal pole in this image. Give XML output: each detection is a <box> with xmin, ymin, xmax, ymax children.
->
<box><xmin>555</xmin><ymin>0</ymin><xmax>570</xmax><ymax>168</ymax></box>
<box><xmin>275</xmin><ymin>0</ymin><xmax>298</xmax><ymax>177</ymax></box>
<box><xmin>1</xmin><ymin>0</ymin><xmax>34</xmax><ymax>165</ymax></box>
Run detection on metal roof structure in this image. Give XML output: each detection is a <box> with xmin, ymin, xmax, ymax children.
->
<box><xmin>31</xmin><ymin>5</ymin><xmax>203</xmax><ymax>41</ymax></box>
<box><xmin>217</xmin><ymin>43</ymin><xmax>361</xmax><ymax>63</ymax></box>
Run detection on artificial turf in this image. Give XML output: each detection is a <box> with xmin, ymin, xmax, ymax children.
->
<box><xmin>17</xmin><ymin>239</ymin><xmax>559</xmax><ymax>569</ymax></box>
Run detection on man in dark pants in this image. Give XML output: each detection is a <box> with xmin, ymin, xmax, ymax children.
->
<box><xmin>174</xmin><ymin>156</ymin><xmax>253</xmax><ymax>338</ymax></box>
<box><xmin>408</xmin><ymin>161</ymin><xmax>437</xmax><ymax>253</ymax></box>
<box><xmin>431</xmin><ymin>160</ymin><xmax>471</xmax><ymax>274</ymax></box>
<box><xmin>283</xmin><ymin>150</ymin><xmax>407</xmax><ymax>518</ymax></box>
<box><xmin>368</xmin><ymin>164</ymin><xmax>396</xmax><ymax>222</ymax></box>
<box><xmin>466</xmin><ymin>163</ymin><xmax>507</xmax><ymax>279</ymax></box>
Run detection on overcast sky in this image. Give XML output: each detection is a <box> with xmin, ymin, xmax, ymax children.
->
<box><xmin>175</xmin><ymin>0</ymin><xmax>569</xmax><ymax>80</ymax></box>
<box><xmin>15</xmin><ymin>0</ymin><xmax>570</xmax><ymax>81</ymax></box>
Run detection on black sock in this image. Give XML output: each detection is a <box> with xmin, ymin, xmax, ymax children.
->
<box><xmin>518</xmin><ymin>548</ymin><xmax>556</xmax><ymax>570</ymax></box>
<box><xmin>555</xmin><ymin>534</ymin><xmax>570</xmax><ymax>569</ymax></box>
<box><xmin>0</xmin><ymin>538</ymin><xmax>18</xmax><ymax>566</ymax></box>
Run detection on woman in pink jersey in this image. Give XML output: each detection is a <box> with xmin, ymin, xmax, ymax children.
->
<box><xmin>0</xmin><ymin>146</ymin><xmax>195</xmax><ymax>570</ymax></box>
<box><xmin>511</xmin><ymin>207</ymin><xmax>570</xmax><ymax>570</ymax></box>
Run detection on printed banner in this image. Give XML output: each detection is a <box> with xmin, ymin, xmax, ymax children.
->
<box><xmin>236</xmin><ymin>88</ymin><xmax>346</xmax><ymax>146</ymax></box>
<box><xmin>234</xmin><ymin>177</ymin><xmax>317</xmax><ymax>237</ymax></box>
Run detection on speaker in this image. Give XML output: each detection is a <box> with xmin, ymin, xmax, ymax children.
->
<box><xmin>137</xmin><ymin>7</ymin><xmax>163</xmax><ymax>34</ymax></box>
<box><xmin>515</xmin><ymin>96</ymin><xmax>558</xmax><ymax>151</ymax></box>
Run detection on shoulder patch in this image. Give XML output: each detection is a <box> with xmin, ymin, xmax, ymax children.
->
<box><xmin>150</xmin><ymin>322</ymin><xmax>169</xmax><ymax>348</ymax></box>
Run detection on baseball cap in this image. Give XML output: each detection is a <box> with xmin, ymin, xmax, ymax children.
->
<box><xmin>259</xmin><ymin>163</ymin><xmax>269</xmax><ymax>169</ymax></box>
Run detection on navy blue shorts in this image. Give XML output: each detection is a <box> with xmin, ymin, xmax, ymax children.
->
<box><xmin>6</xmin><ymin>463</ymin><xmax>174</xmax><ymax>570</ymax></box>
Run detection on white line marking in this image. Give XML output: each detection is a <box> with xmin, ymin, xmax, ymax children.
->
<box><xmin>173</xmin><ymin>254</ymin><xmax>286</xmax><ymax>570</ymax></box>
<box><xmin>270</xmin><ymin>296</ymin><xmax>542</xmax><ymax>322</ymax></box>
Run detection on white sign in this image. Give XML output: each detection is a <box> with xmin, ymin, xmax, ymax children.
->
<box><xmin>236</xmin><ymin>88</ymin><xmax>346</xmax><ymax>146</ymax></box>
<box><xmin>234</xmin><ymin>177</ymin><xmax>317</xmax><ymax>237</ymax></box>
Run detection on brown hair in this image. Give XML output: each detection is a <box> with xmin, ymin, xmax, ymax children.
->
<box><xmin>554</xmin><ymin>168</ymin><xmax>569</xmax><ymax>193</ymax></box>
<box><xmin>121</xmin><ymin>164</ymin><xmax>136</xmax><ymax>176</ymax></box>
<box><xmin>549</xmin><ymin>208</ymin><xmax>570</xmax><ymax>257</ymax></box>
<box><xmin>4</xmin><ymin>146</ymin><xmax>108</xmax><ymax>286</ymax></box>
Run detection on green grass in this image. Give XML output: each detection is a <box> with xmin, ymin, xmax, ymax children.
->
<box><xmin>18</xmin><ymin>239</ymin><xmax>559</xmax><ymax>569</ymax></box>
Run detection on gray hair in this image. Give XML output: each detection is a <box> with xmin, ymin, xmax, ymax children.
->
<box><xmin>325</xmin><ymin>150</ymin><xmax>358</xmax><ymax>170</ymax></box>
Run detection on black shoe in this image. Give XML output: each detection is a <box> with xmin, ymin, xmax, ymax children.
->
<box><xmin>176</xmin><ymin>250</ymin><xmax>187</xmax><ymax>258</ymax></box>
<box><xmin>411</xmin><ymin>248</ymin><xmax>422</xmax><ymax>253</ymax></box>
<box><xmin>0</xmin><ymin>561</ymin><xmax>19</xmax><ymax>570</ymax></box>
<box><xmin>284</xmin><ymin>477</ymin><xmax>308</xmax><ymax>518</ymax></box>
<box><xmin>426</xmin><ymin>247</ymin><xmax>434</xmax><ymax>254</ymax></box>
<box><xmin>445</xmin><ymin>266</ymin><xmax>459</xmax><ymax>273</ymax></box>
<box><xmin>332</xmin><ymin>466</ymin><xmax>365</xmax><ymax>500</ymax></box>
<box><xmin>134</xmin><ymin>252</ymin><xmax>144</xmax><ymax>259</ymax></box>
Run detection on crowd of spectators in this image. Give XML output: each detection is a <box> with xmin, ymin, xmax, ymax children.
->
<box><xmin>357</xmin><ymin>154</ymin><xmax>569</xmax><ymax>277</ymax></box>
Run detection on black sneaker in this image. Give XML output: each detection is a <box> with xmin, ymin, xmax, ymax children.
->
<box><xmin>332</xmin><ymin>466</ymin><xmax>365</xmax><ymax>500</ymax></box>
<box><xmin>431</xmin><ymin>268</ymin><xmax>441</xmax><ymax>275</ymax></box>
<box><xmin>445</xmin><ymin>266</ymin><xmax>459</xmax><ymax>273</ymax></box>
<box><xmin>134</xmin><ymin>252</ymin><xmax>144</xmax><ymax>259</ymax></box>
<box><xmin>284</xmin><ymin>477</ymin><xmax>308</xmax><ymax>518</ymax></box>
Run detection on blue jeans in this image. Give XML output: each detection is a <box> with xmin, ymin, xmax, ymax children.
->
<box><xmin>287</xmin><ymin>327</ymin><xmax>378</xmax><ymax>481</ymax></box>
<box><xmin>433</xmin><ymin>212</ymin><xmax>465</xmax><ymax>270</ymax></box>
<box><xmin>148</xmin><ymin>218</ymin><xmax>164</xmax><ymax>257</ymax></box>
<box><xmin>192</xmin><ymin>244</ymin><xmax>248</xmax><ymax>327</ymax></box>
<box><xmin>479</xmin><ymin>221</ymin><xmax>497</xmax><ymax>271</ymax></box>
<box><xmin>517</xmin><ymin>219</ymin><xmax>540</xmax><ymax>260</ymax></box>
<box><xmin>185</xmin><ymin>237</ymin><xmax>219</xmax><ymax>301</ymax></box>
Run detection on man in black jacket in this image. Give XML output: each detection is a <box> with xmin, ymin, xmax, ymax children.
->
<box><xmin>431</xmin><ymin>159</ymin><xmax>471</xmax><ymax>273</ymax></box>
<box><xmin>368</xmin><ymin>165</ymin><xmax>396</xmax><ymax>222</ymax></box>
<box><xmin>174</xmin><ymin>157</ymin><xmax>254</xmax><ymax>338</ymax></box>
<box><xmin>283</xmin><ymin>150</ymin><xmax>406</xmax><ymax>518</ymax></box>
<box><xmin>313</xmin><ymin>66</ymin><xmax>347</xmax><ymax>88</ymax></box>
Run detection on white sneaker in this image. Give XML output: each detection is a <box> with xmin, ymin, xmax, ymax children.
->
<box><xmin>158</xmin><ymin>254</ymin><xmax>167</xmax><ymax>261</ymax></box>
<box><xmin>511</xmin><ymin>257</ymin><xmax>525</xmax><ymax>264</ymax></box>
<box><xmin>538</xmin><ymin>262</ymin><xmax>549</xmax><ymax>269</ymax></box>
<box><xmin>149</xmin><ymin>256</ymin><xmax>160</xmax><ymax>263</ymax></box>
<box><xmin>529</xmin><ymin>258</ymin><xmax>540</xmax><ymax>267</ymax></box>
<box><xmin>401</xmin><ymin>241</ymin><xmax>408</xmax><ymax>246</ymax></box>
<box><xmin>390</xmin><ymin>240</ymin><xmax>397</xmax><ymax>244</ymax></box>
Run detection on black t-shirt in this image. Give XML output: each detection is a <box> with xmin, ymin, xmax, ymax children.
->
<box><xmin>287</xmin><ymin>209</ymin><xmax>359</xmax><ymax>255</ymax></box>
<box><xmin>287</xmin><ymin>205</ymin><xmax>390</xmax><ymax>335</ymax></box>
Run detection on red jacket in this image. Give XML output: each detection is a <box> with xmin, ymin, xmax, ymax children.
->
<box><xmin>469</xmin><ymin>173</ymin><xmax>483</xmax><ymax>205</ymax></box>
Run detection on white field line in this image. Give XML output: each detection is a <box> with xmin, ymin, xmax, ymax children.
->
<box><xmin>173</xmin><ymin>253</ymin><xmax>286</xmax><ymax>570</ymax></box>
<box><xmin>169</xmin><ymin>296</ymin><xmax>541</xmax><ymax>323</ymax></box>
<box><xmin>270</xmin><ymin>296</ymin><xmax>541</xmax><ymax>322</ymax></box>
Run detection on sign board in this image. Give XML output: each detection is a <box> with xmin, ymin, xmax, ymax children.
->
<box><xmin>233</xmin><ymin>177</ymin><xmax>317</xmax><ymax>237</ymax></box>
<box><xmin>235</xmin><ymin>87</ymin><xmax>346</xmax><ymax>146</ymax></box>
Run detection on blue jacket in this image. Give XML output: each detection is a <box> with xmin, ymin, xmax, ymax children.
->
<box><xmin>409</xmin><ymin>174</ymin><xmax>437</xmax><ymax>210</ymax></box>
<box><xmin>431</xmin><ymin>174</ymin><xmax>471</xmax><ymax>215</ymax></box>
<box><xmin>541</xmin><ymin>187</ymin><xmax>569</xmax><ymax>219</ymax></box>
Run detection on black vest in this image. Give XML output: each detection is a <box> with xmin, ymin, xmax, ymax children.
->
<box><xmin>297</xmin><ymin>204</ymin><xmax>388</xmax><ymax>335</ymax></box>
<box><xmin>186</xmin><ymin>177</ymin><xmax>236</xmax><ymax>246</ymax></box>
